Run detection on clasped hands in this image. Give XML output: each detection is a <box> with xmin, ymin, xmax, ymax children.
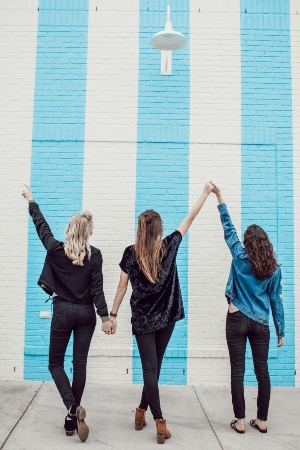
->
<box><xmin>102</xmin><ymin>317</ymin><xmax>117</xmax><ymax>335</ymax></box>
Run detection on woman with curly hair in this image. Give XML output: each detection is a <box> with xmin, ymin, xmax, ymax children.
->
<box><xmin>212</xmin><ymin>183</ymin><xmax>285</xmax><ymax>435</ymax></box>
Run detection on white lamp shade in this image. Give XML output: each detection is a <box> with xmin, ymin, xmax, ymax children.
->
<box><xmin>150</xmin><ymin>30</ymin><xmax>187</xmax><ymax>50</ymax></box>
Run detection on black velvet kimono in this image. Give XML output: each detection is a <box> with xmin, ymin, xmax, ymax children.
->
<box><xmin>119</xmin><ymin>230</ymin><xmax>185</xmax><ymax>335</ymax></box>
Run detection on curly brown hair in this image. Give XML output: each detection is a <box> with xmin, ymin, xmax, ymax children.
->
<box><xmin>243</xmin><ymin>224</ymin><xmax>278</xmax><ymax>280</ymax></box>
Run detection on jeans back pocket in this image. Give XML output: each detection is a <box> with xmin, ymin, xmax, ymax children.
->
<box><xmin>51</xmin><ymin>306</ymin><xmax>67</xmax><ymax>330</ymax></box>
<box><xmin>226</xmin><ymin>311</ymin><xmax>243</xmax><ymax>334</ymax></box>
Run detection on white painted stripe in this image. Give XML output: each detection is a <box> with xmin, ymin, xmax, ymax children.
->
<box><xmin>291</xmin><ymin>0</ymin><xmax>300</xmax><ymax>387</ymax></box>
<box><xmin>188</xmin><ymin>0</ymin><xmax>241</xmax><ymax>385</ymax></box>
<box><xmin>0</xmin><ymin>1</ymin><xmax>38</xmax><ymax>380</ymax></box>
<box><xmin>83</xmin><ymin>0</ymin><xmax>139</xmax><ymax>383</ymax></box>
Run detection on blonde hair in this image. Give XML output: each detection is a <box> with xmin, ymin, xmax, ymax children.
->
<box><xmin>64</xmin><ymin>211</ymin><xmax>93</xmax><ymax>266</ymax></box>
<box><xmin>135</xmin><ymin>210</ymin><xmax>166</xmax><ymax>283</ymax></box>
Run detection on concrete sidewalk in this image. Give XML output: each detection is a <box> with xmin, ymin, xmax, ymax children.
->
<box><xmin>0</xmin><ymin>381</ymin><xmax>299</xmax><ymax>450</ymax></box>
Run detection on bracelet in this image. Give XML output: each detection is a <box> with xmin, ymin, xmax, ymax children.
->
<box><xmin>110</xmin><ymin>312</ymin><xmax>117</xmax><ymax>317</ymax></box>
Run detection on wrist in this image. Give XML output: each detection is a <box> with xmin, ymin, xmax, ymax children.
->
<box><xmin>101</xmin><ymin>316</ymin><xmax>110</xmax><ymax>323</ymax></box>
<box><xmin>110</xmin><ymin>311</ymin><xmax>117</xmax><ymax>318</ymax></box>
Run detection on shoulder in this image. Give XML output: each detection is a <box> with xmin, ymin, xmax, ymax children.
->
<box><xmin>164</xmin><ymin>230</ymin><xmax>182</xmax><ymax>246</ymax></box>
<box><xmin>119</xmin><ymin>245</ymin><xmax>135</xmax><ymax>274</ymax></box>
<box><xmin>272</xmin><ymin>265</ymin><xmax>282</xmax><ymax>279</ymax></box>
<box><xmin>90</xmin><ymin>246</ymin><xmax>103</xmax><ymax>262</ymax></box>
<box><xmin>122</xmin><ymin>245</ymin><xmax>135</xmax><ymax>258</ymax></box>
<box><xmin>48</xmin><ymin>240</ymin><xmax>64</xmax><ymax>253</ymax></box>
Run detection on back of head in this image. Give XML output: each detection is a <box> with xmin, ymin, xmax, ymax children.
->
<box><xmin>64</xmin><ymin>211</ymin><xmax>93</xmax><ymax>266</ymax></box>
<box><xmin>243</xmin><ymin>224</ymin><xmax>278</xmax><ymax>280</ymax></box>
<box><xmin>135</xmin><ymin>210</ymin><xmax>166</xmax><ymax>283</ymax></box>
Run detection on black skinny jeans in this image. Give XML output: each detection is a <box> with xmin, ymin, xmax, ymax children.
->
<box><xmin>226</xmin><ymin>310</ymin><xmax>270</xmax><ymax>421</ymax></box>
<box><xmin>135</xmin><ymin>323</ymin><xmax>175</xmax><ymax>420</ymax></box>
<box><xmin>48</xmin><ymin>299</ymin><xmax>96</xmax><ymax>409</ymax></box>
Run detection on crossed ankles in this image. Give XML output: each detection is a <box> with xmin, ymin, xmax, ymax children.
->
<box><xmin>64</xmin><ymin>404</ymin><xmax>89</xmax><ymax>443</ymax></box>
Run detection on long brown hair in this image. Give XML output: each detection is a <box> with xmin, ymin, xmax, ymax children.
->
<box><xmin>64</xmin><ymin>211</ymin><xmax>93</xmax><ymax>266</ymax></box>
<box><xmin>243</xmin><ymin>224</ymin><xmax>278</xmax><ymax>280</ymax></box>
<box><xmin>135</xmin><ymin>210</ymin><xmax>166</xmax><ymax>283</ymax></box>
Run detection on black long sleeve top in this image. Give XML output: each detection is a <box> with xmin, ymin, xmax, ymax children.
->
<box><xmin>28</xmin><ymin>201</ymin><xmax>108</xmax><ymax>318</ymax></box>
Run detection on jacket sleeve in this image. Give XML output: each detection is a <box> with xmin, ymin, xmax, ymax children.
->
<box><xmin>28</xmin><ymin>201</ymin><xmax>59</xmax><ymax>251</ymax></box>
<box><xmin>267</xmin><ymin>268</ymin><xmax>285</xmax><ymax>337</ymax></box>
<box><xmin>90</xmin><ymin>250</ymin><xmax>109</xmax><ymax>318</ymax></box>
<box><xmin>218</xmin><ymin>203</ymin><xmax>244</xmax><ymax>258</ymax></box>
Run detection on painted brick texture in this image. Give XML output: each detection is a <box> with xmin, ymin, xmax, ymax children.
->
<box><xmin>0</xmin><ymin>1</ymin><xmax>38</xmax><ymax>381</ymax></box>
<box><xmin>0</xmin><ymin>0</ymin><xmax>299</xmax><ymax>387</ymax></box>
<box><xmin>24</xmin><ymin>0</ymin><xmax>89</xmax><ymax>380</ymax></box>
<box><xmin>291</xmin><ymin>0</ymin><xmax>300</xmax><ymax>387</ymax></box>
<box><xmin>241</xmin><ymin>0</ymin><xmax>294</xmax><ymax>385</ymax></box>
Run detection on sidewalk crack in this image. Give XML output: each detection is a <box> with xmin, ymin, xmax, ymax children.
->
<box><xmin>192</xmin><ymin>386</ymin><xmax>224</xmax><ymax>450</ymax></box>
<box><xmin>0</xmin><ymin>382</ymin><xmax>44</xmax><ymax>450</ymax></box>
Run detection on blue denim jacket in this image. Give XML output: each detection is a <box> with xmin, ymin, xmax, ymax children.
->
<box><xmin>218</xmin><ymin>203</ymin><xmax>285</xmax><ymax>337</ymax></box>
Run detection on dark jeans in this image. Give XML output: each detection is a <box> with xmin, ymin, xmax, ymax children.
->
<box><xmin>49</xmin><ymin>299</ymin><xmax>96</xmax><ymax>409</ymax></box>
<box><xmin>135</xmin><ymin>323</ymin><xmax>175</xmax><ymax>420</ymax></box>
<box><xmin>226</xmin><ymin>310</ymin><xmax>270</xmax><ymax>421</ymax></box>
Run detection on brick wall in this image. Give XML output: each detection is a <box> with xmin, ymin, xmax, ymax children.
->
<box><xmin>291</xmin><ymin>0</ymin><xmax>300</xmax><ymax>387</ymax></box>
<box><xmin>0</xmin><ymin>0</ymin><xmax>38</xmax><ymax>380</ymax></box>
<box><xmin>0</xmin><ymin>0</ymin><xmax>299</xmax><ymax>386</ymax></box>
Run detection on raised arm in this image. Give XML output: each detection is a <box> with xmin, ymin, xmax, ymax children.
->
<box><xmin>22</xmin><ymin>184</ymin><xmax>58</xmax><ymax>251</ymax></box>
<box><xmin>267</xmin><ymin>268</ymin><xmax>285</xmax><ymax>347</ymax></box>
<box><xmin>176</xmin><ymin>181</ymin><xmax>214</xmax><ymax>238</ymax></box>
<box><xmin>109</xmin><ymin>270</ymin><xmax>129</xmax><ymax>333</ymax></box>
<box><xmin>212</xmin><ymin>183</ymin><xmax>244</xmax><ymax>258</ymax></box>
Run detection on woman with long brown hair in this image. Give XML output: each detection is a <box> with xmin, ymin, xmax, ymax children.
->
<box><xmin>212</xmin><ymin>183</ymin><xmax>285</xmax><ymax>435</ymax></box>
<box><xmin>22</xmin><ymin>185</ymin><xmax>113</xmax><ymax>442</ymax></box>
<box><xmin>109</xmin><ymin>181</ymin><xmax>214</xmax><ymax>444</ymax></box>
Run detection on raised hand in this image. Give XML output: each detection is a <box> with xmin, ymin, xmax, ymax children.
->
<box><xmin>203</xmin><ymin>181</ymin><xmax>214</xmax><ymax>196</ymax></box>
<box><xmin>22</xmin><ymin>184</ymin><xmax>34</xmax><ymax>201</ymax></box>
<box><xmin>211</xmin><ymin>182</ymin><xmax>221</xmax><ymax>197</ymax></box>
<box><xmin>212</xmin><ymin>183</ymin><xmax>223</xmax><ymax>204</ymax></box>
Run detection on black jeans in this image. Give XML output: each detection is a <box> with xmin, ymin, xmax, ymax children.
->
<box><xmin>48</xmin><ymin>299</ymin><xmax>96</xmax><ymax>409</ymax></box>
<box><xmin>135</xmin><ymin>323</ymin><xmax>175</xmax><ymax>420</ymax></box>
<box><xmin>226</xmin><ymin>310</ymin><xmax>270</xmax><ymax>421</ymax></box>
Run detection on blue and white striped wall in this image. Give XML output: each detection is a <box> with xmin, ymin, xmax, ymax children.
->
<box><xmin>0</xmin><ymin>0</ymin><xmax>299</xmax><ymax>387</ymax></box>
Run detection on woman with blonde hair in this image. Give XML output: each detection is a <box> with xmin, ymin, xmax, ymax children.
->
<box><xmin>22</xmin><ymin>185</ymin><xmax>113</xmax><ymax>443</ymax></box>
<box><xmin>109</xmin><ymin>181</ymin><xmax>214</xmax><ymax>444</ymax></box>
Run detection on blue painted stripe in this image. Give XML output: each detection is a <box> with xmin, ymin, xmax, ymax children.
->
<box><xmin>24</xmin><ymin>0</ymin><xmax>89</xmax><ymax>380</ymax></box>
<box><xmin>133</xmin><ymin>0</ymin><xmax>190</xmax><ymax>385</ymax></box>
<box><xmin>240</xmin><ymin>0</ymin><xmax>294</xmax><ymax>386</ymax></box>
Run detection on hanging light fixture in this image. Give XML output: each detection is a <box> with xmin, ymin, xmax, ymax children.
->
<box><xmin>150</xmin><ymin>5</ymin><xmax>187</xmax><ymax>75</ymax></box>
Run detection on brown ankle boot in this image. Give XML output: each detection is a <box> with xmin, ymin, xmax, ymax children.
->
<box><xmin>135</xmin><ymin>407</ymin><xmax>147</xmax><ymax>430</ymax></box>
<box><xmin>155</xmin><ymin>418</ymin><xmax>171</xmax><ymax>444</ymax></box>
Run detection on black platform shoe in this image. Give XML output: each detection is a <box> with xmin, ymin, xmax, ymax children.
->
<box><xmin>64</xmin><ymin>413</ymin><xmax>76</xmax><ymax>436</ymax></box>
